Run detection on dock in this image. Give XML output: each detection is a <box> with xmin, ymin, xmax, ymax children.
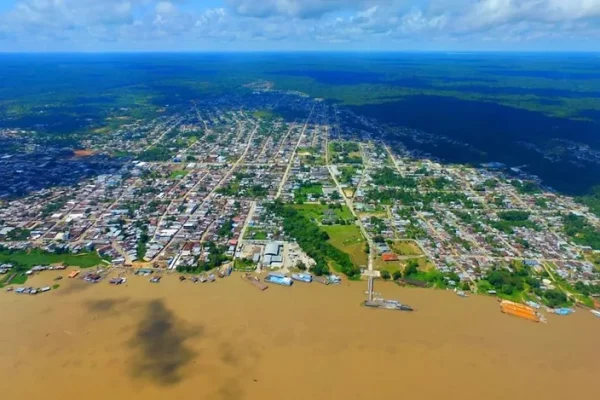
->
<box><xmin>242</xmin><ymin>273</ymin><xmax>268</xmax><ymax>291</ymax></box>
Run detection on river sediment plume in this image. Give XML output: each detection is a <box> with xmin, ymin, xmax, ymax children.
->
<box><xmin>1</xmin><ymin>271</ymin><xmax>599</xmax><ymax>400</ymax></box>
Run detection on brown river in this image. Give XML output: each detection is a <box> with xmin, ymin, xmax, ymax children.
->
<box><xmin>1</xmin><ymin>270</ymin><xmax>599</xmax><ymax>400</ymax></box>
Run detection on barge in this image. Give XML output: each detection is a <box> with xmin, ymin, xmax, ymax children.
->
<box><xmin>500</xmin><ymin>300</ymin><xmax>545</xmax><ymax>323</ymax></box>
<box><xmin>264</xmin><ymin>273</ymin><xmax>293</xmax><ymax>287</ymax></box>
<box><xmin>364</xmin><ymin>299</ymin><xmax>414</xmax><ymax>312</ymax></box>
<box><xmin>242</xmin><ymin>273</ymin><xmax>268</xmax><ymax>291</ymax></box>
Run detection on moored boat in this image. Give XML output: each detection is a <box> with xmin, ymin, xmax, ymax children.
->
<box><xmin>591</xmin><ymin>310</ymin><xmax>600</xmax><ymax>318</ymax></box>
<box><xmin>364</xmin><ymin>299</ymin><xmax>414</xmax><ymax>312</ymax></box>
<box><xmin>149</xmin><ymin>276</ymin><xmax>162</xmax><ymax>283</ymax></box>
<box><xmin>265</xmin><ymin>273</ymin><xmax>293</xmax><ymax>287</ymax></box>
<box><xmin>109</xmin><ymin>277</ymin><xmax>127</xmax><ymax>285</ymax></box>
<box><xmin>291</xmin><ymin>273</ymin><xmax>312</xmax><ymax>283</ymax></box>
<box><xmin>208</xmin><ymin>274</ymin><xmax>216</xmax><ymax>282</ymax></box>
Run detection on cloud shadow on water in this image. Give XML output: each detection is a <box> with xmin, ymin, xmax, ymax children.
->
<box><xmin>127</xmin><ymin>299</ymin><xmax>203</xmax><ymax>386</ymax></box>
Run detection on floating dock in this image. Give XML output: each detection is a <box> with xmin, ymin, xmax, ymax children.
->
<box><xmin>242</xmin><ymin>273</ymin><xmax>268</xmax><ymax>291</ymax></box>
<box><xmin>500</xmin><ymin>300</ymin><xmax>544</xmax><ymax>323</ymax></box>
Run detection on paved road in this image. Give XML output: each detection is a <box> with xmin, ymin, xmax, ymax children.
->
<box><xmin>326</xmin><ymin>127</ymin><xmax>375</xmax><ymax>274</ymax></box>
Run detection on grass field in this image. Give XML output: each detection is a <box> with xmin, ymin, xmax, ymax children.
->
<box><xmin>245</xmin><ymin>227</ymin><xmax>268</xmax><ymax>240</ymax></box>
<box><xmin>322</xmin><ymin>225</ymin><xmax>368</xmax><ymax>267</ymax></box>
<box><xmin>391</xmin><ymin>241</ymin><xmax>424</xmax><ymax>256</ymax></box>
<box><xmin>293</xmin><ymin>204</ymin><xmax>354</xmax><ymax>223</ymax></box>
<box><xmin>375</xmin><ymin>256</ymin><xmax>434</xmax><ymax>275</ymax></box>
<box><xmin>296</xmin><ymin>183</ymin><xmax>323</xmax><ymax>195</ymax></box>
<box><xmin>169</xmin><ymin>170</ymin><xmax>189</xmax><ymax>180</ymax></box>
<box><xmin>0</xmin><ymin>250</ymin><xmax>105</xmax><ymax>269</ymax></box>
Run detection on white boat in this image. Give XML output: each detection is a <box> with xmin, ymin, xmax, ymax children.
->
<box><xmin>591</xmin><ymin>310</ymin><xmax>600</xmax><ymax>318</ymax></box>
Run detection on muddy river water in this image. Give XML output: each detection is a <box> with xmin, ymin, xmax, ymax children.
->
<box><xmin>1</xmin><ymin>270</ymin><xmax>599</xmax><ymax>400</ymax></box>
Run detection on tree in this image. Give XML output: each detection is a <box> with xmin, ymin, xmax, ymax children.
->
<box><xmin>404</xmin><ymin>259</ymin><xmax>419</xmax><ymax>277</ymax></box>
<box><xmin>392</xmin><ymin>270</ymin><xmax>402</xmax><ymax>281</ymax></box>
<box><xmin>381</xmin><ymin>270</ymin><xmax>391</xmax><ymax>280</ymax></box>
<box><xmin>296</xmin><ymin>261</ymin><xmax>307</xmax><ymax>271</ymax></box>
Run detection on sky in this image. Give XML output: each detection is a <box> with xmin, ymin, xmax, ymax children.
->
<box><xmin>0</xmin><ymin>0</ymin><xmax>599</xmax><ymax>52</ymax></box>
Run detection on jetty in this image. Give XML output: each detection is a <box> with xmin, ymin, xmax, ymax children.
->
<box><xmin>242</xmin><ymin>273</ymin><xmax>268</xmax><ymax>291</ymax></box>
<box><xmin>362</xmin><ymin>277</ymin><xmax>413</xmax><ymax>312</ymax></box>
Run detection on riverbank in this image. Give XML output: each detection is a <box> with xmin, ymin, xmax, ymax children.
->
<box><xmin>1</xmin><ymin>271</ymin><xmax>599</xmax><ymax>400</ymax></box>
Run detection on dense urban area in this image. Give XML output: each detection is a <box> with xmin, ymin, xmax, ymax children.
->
<box><xmin>1</xmin><ymin>88</ymin><xmax>600</xmax><ymax>312</ymax></box>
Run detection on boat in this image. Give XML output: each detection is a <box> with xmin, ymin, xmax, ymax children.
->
<box><xmin>242</xmin><ymin>273</ymin><xmax>268</xmax><ymax>291</ymax></box>
<box><xmin>525</xmin><ymin>300</ymin><xmax>541</xmax><ymax>309</ymax></box>
<box><xmin>109</xmin><ymin>277</ymin><xmax>127</xmax><ymax>285</ymax></box>
<box><xmin>179</xmin><ymin>276</ymin><xmax>186</xmax><ymax>282</ymax></box>
<box><xmin>41</xmin><ymin>286</ymin><xmax>51</xmax><ymax>292</ymax></box>
<box><xmin>364</xmin><ymin>299</ymin><xmax>414</xmax><ymax>312</ymax></box>
<box><xmin>84</xmin><ymin>273</ymin><xmax>102</xmax><ymax>283</ymax></box>
<box><xmin>149</xmin><ymin>276</ymin><xmax>162</xmax><ymax>284</ymax></box>
<box><xmin>264</xmin><ymin>273</ymin><xmax>293</xmax><ymax>287</ymax></box>
<box><xmin>328</xmin><ymin>275</ymin><xmax>342</xmax><ymax>285</ymax></box>
<box><xmin>6</xmin><ymin>287</ymin><xmax>13</xmax><ymax>292</ymax></box>
<box><xmin>54</xmin><ymin>276</ymin><xmax>63</xmax><ymax>281</ymax></box>
<box><xmin>68</xmin><ymin>270</ymin><xmax>80</xmax><ymax>279</ymax></box>
<box><xmin>552</xmin><ymin>308</ymin><xmax>574</xmax><ymax>316</ymax></box>
<box><xmin>500</xmin><ymin>300</ymin><xmax>544</xmax><ymax>323</ymax></box>
<box><xmin>30</xmin><ymin>289</ymin><xmax>38</xmax><ymax>295</ymax></box>
<box><xmin>218</xmin><ymin>264</ymin><xmax>233</xmax><ymax>278</ymax></box>
<box><xmin>190</xmin><ymin>277</ymin><xmax>199</xmax><ymax>283</ymax></box>
<box><xmin>313</xmin><ymin>276</ymin><xmax>330</xmax><ymax>285</ymax></box>
<box><xmin>208</xmin><ymin>274</ymin><xmax>216</xmax><ymax>282</ymax></box>
<box><xmin>199</xmin><ymin>275</ymin><xmax>208</xmax><ymax>283</ymax></box>
<box><xmin>456</xmin><ymin>290</ymin><xmax>469</xmax><ymax>298</ymax></box>
<box><xmin>590</xmin><ymin>310</ymin><xmax>600</xmax><ymax>318</ymax></box>
<box><xmin>291</xmin><ymin>273</ymin><xmax>313</xmax><ymax>283</ymax></box>
<box><xmin>15</xmin><ymin>287</ymin><xmax>25</xmax><ymax>294</ymax></box>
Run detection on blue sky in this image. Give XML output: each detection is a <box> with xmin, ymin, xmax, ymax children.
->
<box><xmin>0</xmin><ymin>0</ymin><xmax>599</xmax><ymax>52</ymax></box>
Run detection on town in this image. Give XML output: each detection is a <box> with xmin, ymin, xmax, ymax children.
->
<box><xmin>1</xmin><ymin>89</ymin><xmax>600</xmax><ymax>313</ymax></box>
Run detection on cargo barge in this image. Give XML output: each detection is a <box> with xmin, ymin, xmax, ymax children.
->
<box><xmin>500</xmin><ymin>300</ymin><xmax>545</xmax><ymax>323</ymax></box>
<box><xmin>242</xmin><ymin>273</ymin><xmax>268</xmax><ymax>291</ymax></box>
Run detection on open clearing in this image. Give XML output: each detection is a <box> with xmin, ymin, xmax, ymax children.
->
<box><xmin>322</xmin><ymin>225</ymin><xmax>368</xmax><ymax>267</ymax></box>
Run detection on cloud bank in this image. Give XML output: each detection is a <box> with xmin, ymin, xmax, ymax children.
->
<box><xmin>0</xmin><ymin>0</ymin><xmax>599</xmax><ymax>51</ymax></box>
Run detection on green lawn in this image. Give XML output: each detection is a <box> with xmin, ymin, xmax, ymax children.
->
<box><xmin>322</xmin><ymin>225</ymin><xmax>368</xmax><ymax>267</ymax></box>
<box><xmin>245</xmin><ymin>227</ymin><xmax>268</xmax><ymax>240</ymax></box>
<box><xmin>169</xmin><ymin>170</ymin><xmax>188</xmax><ymax>180</ymax></box>
<box><xmin>297</xmin><ymin>183</ymin><xmax>323</xmax><ymax>195</ymax></box>
<box><xmin>0</xmin><ymin>250</ymin><xmax>105</xmax><ymax>269</ymax></box>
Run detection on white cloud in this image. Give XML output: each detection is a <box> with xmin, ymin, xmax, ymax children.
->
<box><xmin>1</xmin><ymin>0</ymin><xmax>600</xmax><ymax>50</ymax></box>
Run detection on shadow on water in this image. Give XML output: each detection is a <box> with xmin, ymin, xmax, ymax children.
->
<box><xmin>85</xmin><ymin>297</ymin><xmax>131</xmax><ymax>313</ymax></box>
<box><xmin>127</xmin><ymin>299</ymin><xmax>202</xmax><ymax>386</ymax></box>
